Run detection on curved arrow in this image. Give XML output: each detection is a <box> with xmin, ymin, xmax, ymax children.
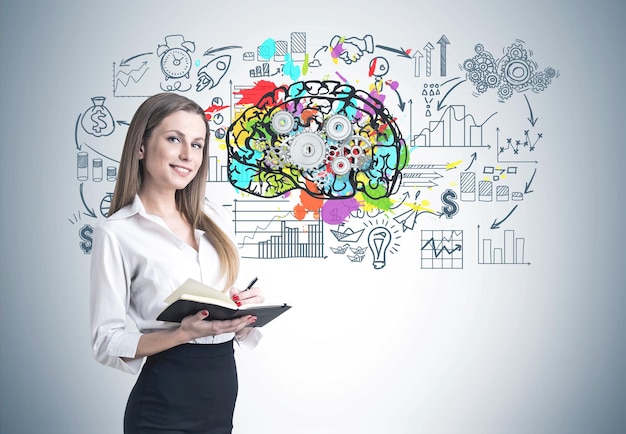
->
<box><xmin>525</xmin><ymin>168</ymin><xmax>537</xmax><ymax>194</ymax></box>
<box><xmin>119</xmin><ymin>52</ymin><xmax>152</xmax><ymax>67</ymax></box>
<box><xmin>437</xmin><ymin>79</ymin><xmax>466</xmax><ymax>111</ymax></box>
<box><xmin>524</xmin><ymin>94</ymin><xmax>539</xmax><ymax>126</ymax></box>
<box><xmin>490</xmin><ymin>205</ymin><xmax>518</xmax><ymax>229</ymax></box>
<box><xmin>464</xmin><ymin>152</ymin><xmax>477</xmax><ymax>171</ymax></box>
<box><xmin>204</xmin><ymin>46</ymin><xmax>243</xmax><ymax>56</ymax></box>
<box><xmin>80</xmin><ymin>183</ymin><xmax>97</xmax><ymax>218</ymax></box>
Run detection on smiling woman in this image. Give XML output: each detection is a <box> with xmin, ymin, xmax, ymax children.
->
<box><xmin>89</xmin><ymin>92</ymin><xmax>265</xmax><ymax>434</ymax></box>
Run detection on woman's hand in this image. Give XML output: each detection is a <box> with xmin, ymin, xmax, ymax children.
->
<box><xmin>178</xmin><ymin>310</ymin><xmax>256</xmax><ymax>342</ymax></box>
<box><xmin>230</xmin><ymin>283</ymin><xmax>265</xmax><ymax>339</ymax></box>
<box><xmin>230</xmin><ymin>283</ymin><xmax>265</xmax><ymax>306</ymax></box>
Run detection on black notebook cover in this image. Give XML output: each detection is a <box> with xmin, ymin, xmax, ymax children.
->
<box><xmin>157</xmin><ymin>300</ymin><xmax>291</xmax><ymax>327</ymax></box>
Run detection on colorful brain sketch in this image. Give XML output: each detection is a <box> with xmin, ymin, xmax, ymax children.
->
<box><xmin>226</xmin><ymin>80</ymin><xmax>408</xmax><ymax>201</ymax></box>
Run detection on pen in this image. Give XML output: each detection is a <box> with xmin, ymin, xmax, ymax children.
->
<box><xmin>243</xmin><ymin>277</ymin><xmax>258</xmax><ymax>292</ymax></box>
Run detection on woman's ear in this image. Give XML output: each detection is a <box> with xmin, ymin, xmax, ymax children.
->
<box><xmin>138</xmin><ymin>143</ymin><xmax>145</xmax><ymax>160</ymax></box>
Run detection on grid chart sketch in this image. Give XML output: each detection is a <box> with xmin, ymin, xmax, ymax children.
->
<box><xmin>420</xmin><ymin>230</ymin><xmax>464</xmax><ymax>269</ymax></box>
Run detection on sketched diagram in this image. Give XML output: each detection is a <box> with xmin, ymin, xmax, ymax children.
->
<box><xmin>75</xmin><ymin>96</ymin><xmax>121</xmax><ymax>183</ymax></box>
<box><xmin>232</xmin><ymin>199</ymin><xmax>324</xmax><ymax>260</ymax></box>
<box><xmin>244</xmin><ymin>32</ymin><xmax>308</xmax><ymax>79</ymax></box>
<box><xmin>329</xmin><ymin>224</ymin><xmax>367</xmax><ymax>263</ymax></box>
<box><xmin>113</xmin><ymin>34</ymin><xmax>239</xmax><ymax>97</ymax></box>
<box><xmin>462</xmin><ymin>40</ymin><xmax>558</xmax><ymax>101</ymax></box>
<box><xmin>73</xmin><ymin>96</ymin><xmax>125</xmax><ymax>253</ymax></box>
<box><xmin>70</xmin><ymin>28</ymin><xmax>561</xmax><ymax>271</ymax></box>
<box><xmin>412</xmin><ymin>101</ymin><xmax>496</xmax><ymax>148</ymax></box>
<box><xmin>226</xmin><ymin>80</ymin><xmax>408</xmax><ymax>203</ymax></box>
<box><xmin>421</xmin><ymin>230</ymin><xmax>463</xmax><ymax>269</ymax></box>
<box><xmin>157</xmin><ymin>34</ymin><xmax>195</xmax><ymax>92</ymax></box>
<box><xmin>477</xmin><ymin>225</ymin><xmax>529</xmax><ymax>265</ymax></box>
<box><xmin>113</xmin><ymin>53</ymin><xmax>152</xmax><ymax>97</ymax></box>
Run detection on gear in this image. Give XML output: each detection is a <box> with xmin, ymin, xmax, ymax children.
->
<box><xmin>287</xmin><ymin>131</ymin><xmax>328</xmax><ymax>170</ymax></box>
<box><xmin>271</xmin><ymin>110</ymin><xmax>295</xmax><ymax>134</ymax></box>
<box><xmin>324</xmin><ymin>115</ymin><xmax>353</xmax><ymax>141</ymax></box>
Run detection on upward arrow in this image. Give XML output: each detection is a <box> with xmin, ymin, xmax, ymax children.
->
<box><xmin>437</xmin><ymin>34</ymin><xmax>450</xmax><ymax>77</ymax></box>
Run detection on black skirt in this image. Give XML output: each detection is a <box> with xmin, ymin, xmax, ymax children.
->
<box><xmin>124</xmin><ymin>340</ymin><xmax>238</xmax><ymax>434</ymax></box>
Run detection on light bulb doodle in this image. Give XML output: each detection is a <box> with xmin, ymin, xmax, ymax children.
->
<box><xmin>367</xmin><ymin>226</ymin><xmax>392</xmax><ymax>269</ymax></box>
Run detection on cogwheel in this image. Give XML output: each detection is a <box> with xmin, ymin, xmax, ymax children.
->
<box><xmin>312</xmin><ymin>169</ymin><xmax>332</xmax><ymax>190</ymax></box>
<box><xmin>505</xmin><ymin>43</ymin><xmax>528</xmax><ymax>60</ymax></box>
<box><xmin>499</xmin><ymin>57</ymin><xmax>534</xmax><ymax>89</ymax></box>
<box><xmin>264</xmin><ymin>138</ymin><xmax>291</xmax><ymax>168</ymax></box>
<box><xmin>331</xmin><ymin>156</ymin><xmax>351</xmax><ymax>175</ymax></box>
<box><xmin>485</xmin><ymin>73</ymin><xmax>500</xmax><ymax>88</ymax></box>
<box><xmin>497</xmin><ymin>84</ymin><xmax>513</xmax><ymax>100</ymax></box>
<box><xmin>324</xmin><ymin>114</ymin><xmax>353</xmax><ymax>142</ymax></box>
<box><xmin>463</xmin><ymin>59</ymin><xmax>475</xmax><ymax>71</ymax></box>
<box><xmin>271</xmin><ymin>110</ymin><xmax>296</xmax><ymax>135</ymax></box>
<box><xmin>352</xmin><ymin>154</ymin><xmax>372</xmax><ymax>170</ymax></box>
<box><xmin>287</xmin><ymin>131</ymin><xmax>328</xmax><ymax>170</ymax></box>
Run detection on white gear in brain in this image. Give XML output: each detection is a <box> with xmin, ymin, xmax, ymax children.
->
<box><xmin>287</xmin><ymin>131</ymin><xmax>328</xmax><ymax>170</ymax></box>
<box><xmin>271</xmin><ymin>111</ymin><xmax>295</xmax><ymax>135</ymax></box>
<box><xmin>345</xmin><ymin>135</ymin><xmax>372</xmax><ymax>169</ymax></box>
<box><xmin>331</xmin><ymin>156</ymin><xmax>351</xmax><ymax>175</ymax></box>
<box><xmin>263</xmin><ymin>138</ymin><xmax>291</xmax><ymax>169</ymax></box>
<box><xmin>312</xmin><ymin>169</ymin><xmax>332</xmax><ymax>190</ymax></box>
<box><xmin>324</xmin><ymin>114</ymin><xmax>353</xmax><ymax>142</ymax></box>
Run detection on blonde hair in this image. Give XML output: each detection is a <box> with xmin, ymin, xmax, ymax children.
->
<box><xmin>109</xmin><ymin>92</ymin><xmax>239</xmax><ymax>289</ymax></box>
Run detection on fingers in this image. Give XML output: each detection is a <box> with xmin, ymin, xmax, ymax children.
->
<box><xmin>231</xmin><ymin>286</ymin><xmax>265</xmax><ymax>306</ymax></box>
<box><xmin>238</xmin><ymin>287</ymin><xmax>265</xmax><ymax>305</ymax></box>
<box><xmin>181</xmin><ymin>313</ymin><xmax>256</xmax><ymax>339</ymax></box>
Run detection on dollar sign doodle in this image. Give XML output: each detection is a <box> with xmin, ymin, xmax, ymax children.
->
<box><xmin>441</xmin><ymin>189</ymin><xmax>459</xmax><ymax>219</ymax></box>
<box><xmin>90</xmin><ymin>108</ymin><xmax>107</xmax><ymax>135</ymax></box>
<box><xmin>79</xmin><ymin>224</ymin><xmax>93</xmax><ymax>254</ymax></box>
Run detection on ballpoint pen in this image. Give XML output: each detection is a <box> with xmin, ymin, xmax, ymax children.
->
<box><xmin>243</xmin><ymin>277</ymin><xmax>258</xmax><ymax>292</ymax></box>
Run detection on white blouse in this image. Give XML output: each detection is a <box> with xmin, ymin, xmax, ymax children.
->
<box><xmin>90</xmin><ymin>195</ymin><xmax>260</xmax><ymax>374</ymax></box>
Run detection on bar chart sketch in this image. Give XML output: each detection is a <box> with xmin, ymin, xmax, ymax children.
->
<box><xmin>420</xmin><ymin>230</ymin><xmax>464</xmax><ymax>269</ymax></box>
<box><xmin>232</xmin><ymin>198</ymin><xmax>324</xmax><ymax>259</ymax></box>
<box><xmin>477</xmin><ymin>225</ymin><xmax>529</xmax><ymax>265</ymax></box>
<box><xmin>206</xmin><ymin>156</ymin><xmax>229</xmax><ymax>183</ymax></box>
<box><xmin>459</xmin><ymin>171</ymin><xmax>525</xmax><ymax>202</ymax></box>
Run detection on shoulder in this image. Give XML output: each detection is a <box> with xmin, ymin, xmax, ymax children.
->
<box><xmin>201</xmin><ymin>199</ymin><xmax>235</xmax><ymax>235</ymax></box>
<box><xmin>93</xmin><ymin>201</ymin><xmax>140</xmax><ymax>237</ymax></box>
<box><xmin>202</xmin><ymin>199</ymin><xmax>233</xmax><ymax>222</ymax></box>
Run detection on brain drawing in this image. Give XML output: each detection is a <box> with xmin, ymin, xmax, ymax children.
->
<box><xmin>226</xmin><ymin>80</ymin><xmax>408</xmax><ymax>200</ymax></box>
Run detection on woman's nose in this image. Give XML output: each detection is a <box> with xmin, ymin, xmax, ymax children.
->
<box><xmin>179</xmin><ymin>144</ymin><xmax>191</xmax><ymax>160</ymax></box>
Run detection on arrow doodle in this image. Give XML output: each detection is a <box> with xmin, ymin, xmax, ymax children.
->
<box><xmin>490</xmin><ymin>205</ymin><xmax>518</xmax><ymax>229</ymax></box>
<box><xmin>524</xmin><ymin>94</ymin><xmax>539</xmax><ymax>126</ymax></box>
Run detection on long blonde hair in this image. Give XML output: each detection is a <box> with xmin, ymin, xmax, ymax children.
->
<box><xmin>109</xmin><ymin>92</ymin><xmax>240</xmax><ymax>289</ymax></box>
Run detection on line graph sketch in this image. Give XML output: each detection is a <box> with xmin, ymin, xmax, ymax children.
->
<box><xmin>420</xmin><ymin>229</ymin><xmax>463</xmax><ymax>269</ymax></box>
<box><xmin>232</xmin><ymin>198</ymin><xmax>324</xmax><ymax>259</ymax></box>
<box><xmin>412</xmin><ymin>104</ymin><xmax>496</xmax><ymax>148</ymax></box>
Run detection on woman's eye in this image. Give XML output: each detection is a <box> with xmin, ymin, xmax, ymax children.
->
<box><xmin>192</xmin><ymin>143</ymin><xmax>204</xmax><ymax>149</ymax></box>
<box><xmin>168</xmin><ymin>136</ymin><xmax>180</xmax><ymax>143</ymax></box>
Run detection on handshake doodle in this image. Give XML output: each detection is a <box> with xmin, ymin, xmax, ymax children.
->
<box><xmin>330</xmin><ymin>34</ymin><xmax>374</xmax><ymax>64</ymax></box>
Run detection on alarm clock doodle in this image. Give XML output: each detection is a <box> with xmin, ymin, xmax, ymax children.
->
<box><xmin>157</xmin><ymin>34</ymin><xmax>196</xmax><ymax>91</ymax></box>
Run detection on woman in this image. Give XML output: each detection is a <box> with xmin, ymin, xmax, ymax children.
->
<box><xmin>90</xmin><ymin>92</ymin><xmax>263</xmax><ymax>433</ymax></box>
